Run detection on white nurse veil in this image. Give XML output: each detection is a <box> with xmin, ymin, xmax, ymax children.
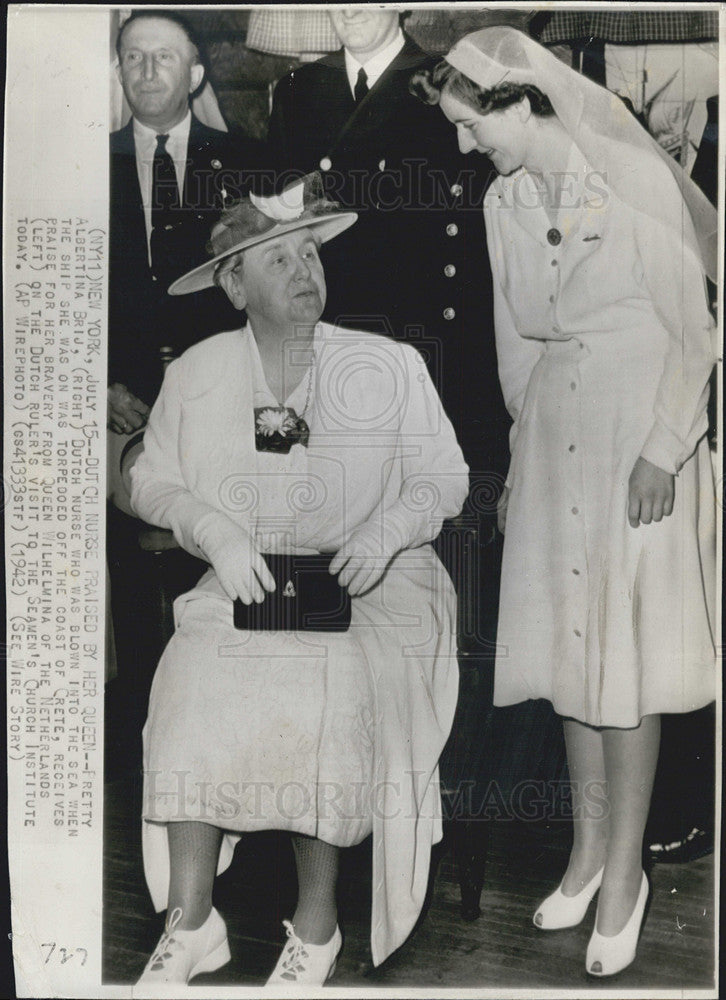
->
<box><xmin>445</xmin><ymin>26</ymin><xmax>718</xmax><ymax>281</ymax></box>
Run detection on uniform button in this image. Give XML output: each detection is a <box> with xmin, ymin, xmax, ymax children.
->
<box><xmin>551</xmin><ymin>259</ymin><xmax>558</xmax><ymax>266</ymax></box>
<box><xmin>320</xmin><ymin>157</ymin><xmax>332</xmax><ymax>172</ymax></box>
<box><xmin>547</xmin><ymin>227</ymin><xmax>562</xmax><ymax>246</ymax></box>
<box><xmin>446</xmin><ymin>223</ymin><xmax>459</xmax><ymax>236</ymax></box>
<box><xmin>571</xmin><ymin>507</ymin><xmax>579</xmax><ymax>515</ymax></box>
<box><xmin>151</xmin><ymin>275</ymin><xmax>158</xmax><ymax>282</ymax></box>
<box><xmin>569</xmin><ymin>444</ymin><xmax>576</xmax><ymax>452</ymax></box>
<box><xmin>570</xmin><ymin>381</ymin><xmax>577</xmax><ymax>390</ymax></box>
<box><xmin>451</xmin><ymin>183</ymin><xmax>463</xmax><ymax>197</ymax></box>
<box><xmin>211</xmin><ymin>158</ymin><xmax>222</xmax><ymax>170</ymax></box>
<box><xmin>549</xmin><ymin>295</ymin><xmax>555</xmax><ymax>303</ymax></box>
<box><xmin>443</xmin><ymin>307</ymin><xmax>456</xmax><ymax>320</ymax></box>
<box><xmin>379</xmin><ymin>159</ymin><xmax>386</xmax><ymax>171</ymax></box>
<box><xmin>572</xmin><ymin>568</ymin><xmax>580</xmax><ymax>575</ymax></box>
<box><xmin>552</xmin><ymin>325</ymin><xmax>560</xmax><ymax>334</ymax></box>
<box><xmin>579</xmin><ymin>342</ymin><xmax>585</xmax><ymax>349</ymax></box>
<box><xmin>574</xmin><ymin>628</ymin><xmax>582</xmax><ymax>637</ymax></box>
<box><xmin>444</xmin><ymin>264</ymin><xmax>456</xmax><ymax>277</ymax></box>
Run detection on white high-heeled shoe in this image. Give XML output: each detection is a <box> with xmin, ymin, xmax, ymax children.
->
<box><xmin>136</xmin><ymin>906</ymin><xmax>231</xmax><ymax>986</ymax></box>
<box><xmin>586</xmin><ymin>871</ymin><xmax>649</xmax><ymax>977</ymax></box>
<box><xmin>533</xmin><ymin>866</ymin><xmax>604</xmax><ymax>929</ymax></box>
<box><xmin>266</xmin><ymin>920</ymin><xmax>342</xmax><ymax>986</ymax></box>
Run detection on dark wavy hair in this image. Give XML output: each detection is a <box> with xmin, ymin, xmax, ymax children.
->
<box><xmin>410</xmin><ymin>60</ymin><xmax>555</xmax><ymax>118</ymax></box>
<box><xmin>116</xmin><ymin>9</ymin><xmax>204</xmax><ymax>67</ymax></box>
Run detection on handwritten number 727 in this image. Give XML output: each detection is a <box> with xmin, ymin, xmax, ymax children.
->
<box><xmin>41</xmin><ymin>943</ymin><xmax>88</xmax><ymax>965</ymax></box>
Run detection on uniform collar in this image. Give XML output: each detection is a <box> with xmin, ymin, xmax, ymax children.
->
<box><xmin>343</xmin><ymin>29</ymin><xmax>405</xmax><ymax>94</ymax></box>
<box><xmin>318</xmin><ymin>33</ymin><xmax>426</xmax><ymax>74</ymax></box>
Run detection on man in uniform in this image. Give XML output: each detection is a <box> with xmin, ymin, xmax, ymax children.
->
<box><xmin>267</xmin><ymin>9</ymin><xmax>508</xmax><ymax>479</ymax></box>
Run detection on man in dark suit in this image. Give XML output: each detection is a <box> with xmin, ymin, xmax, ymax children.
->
<box><xmin>267</xmin><ymin>9</ymin><xmax>508</xmax><ymax>479</ymax></box>
<box><xmin>107</xmin><ymin>10</ymin><xmax>263</xmax><ymax>772</ymax></box>
<box><xmin>109</xmin><ymin>9</ymin><xmax>262</xmax><ymax>434</ymax></box>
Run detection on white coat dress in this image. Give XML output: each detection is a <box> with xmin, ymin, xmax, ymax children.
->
<box><xmin>486</xmin><ymin>147</ymin><xmax>717</xmax><ymax>728</ymax></box>
<box><xmin>129</xmin><ymin>321</ymin><xmax>469</xmax><ymax>965</ymax></box>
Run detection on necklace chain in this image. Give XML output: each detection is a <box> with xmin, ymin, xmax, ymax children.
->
<box><xmin>300</xmin><ymin>349</ymin><xmax>316</xmax><ymax>419</ymax></box>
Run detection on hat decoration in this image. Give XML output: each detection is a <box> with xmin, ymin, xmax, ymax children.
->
<box><xmin>168</xmin><ymin>172</ymin><xmax>357</xmax><ymax>295</ymax></box>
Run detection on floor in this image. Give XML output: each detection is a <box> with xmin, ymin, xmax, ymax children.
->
<box><xmin>103</xmin><ymin>769</ymin><xmax>715</xmax><ymax>993</ymax></box>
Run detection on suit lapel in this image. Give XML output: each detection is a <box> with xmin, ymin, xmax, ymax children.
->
<box><xmin>187</xmin><ymin>115</ymin><xmax>222</xmax><ymax>160</ymax></box>
<box><xmin>314</xmin><ymin>53</ymin><xmax>356</xmax><ymax>139</ymax></box>
<box><xmin>111</xmin><ymin>118</ymin><xmax>136</xmax><ymax>156</ymax></box>
<box><xmin>184</xmin><ymin>115</ymin><xmax>219</xmax><ymax>204</ymax></box>
<box><xmin>323</xmin><ymin>38</ymin><xmax>430</xmax><ymax>161</ymax></box>
<box><xmin>110</xmin><ymin>120</ymin><xmax>146</xmax><ymax>248</ymax></box>
<box><xmin>111</xmin><ymin>120</ymin><xmax>142</xmax><ymax>203</ymax></box>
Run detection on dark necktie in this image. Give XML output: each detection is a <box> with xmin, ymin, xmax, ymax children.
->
<box><xmin>150</xmin><ymin>133</ymin><xmax>180</xmax><ymax>278</ymax></box>
<box><xmin>354</xmin><ymin>67</ymin><xmax>368</xmax><ymax>104</ymax></box>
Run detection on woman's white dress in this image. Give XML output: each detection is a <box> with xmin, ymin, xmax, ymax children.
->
<box><xmin>486</xmin><ymin>148</ymin><xmax>717</xmax><ymax>728</ymax></box>
<box><xmin>130</xmin><ymin>321</ymin><xmax>469</xmax><ymax>965</ymax></box>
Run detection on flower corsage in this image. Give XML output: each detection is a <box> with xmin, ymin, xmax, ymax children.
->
<box><xmin>254</xmin><ymin>406</ymin><xmax>310</xmax><ymax>453</ymax></box>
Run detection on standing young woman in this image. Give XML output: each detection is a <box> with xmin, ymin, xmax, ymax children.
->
<box><xmin>412</xmin><ymin>27</ymin><xmax>718</xmax><ymax>978</ymax></box>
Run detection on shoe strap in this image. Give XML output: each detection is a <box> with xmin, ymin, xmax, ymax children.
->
<box><xmin>148</xmin><ymin>907</ymin><xmax>186</xmax><ymax>969</ymax></box>
<box><xmin>167</xmin><ymin>907</ymin><xmax>184</xmax><ymax>933</ymax></box>
<box><xmin>279</xmin><ymin>920</ymin><xmax>310</xmax><ymax>980</ymax></box>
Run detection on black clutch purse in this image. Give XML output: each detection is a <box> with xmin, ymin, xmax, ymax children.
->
<box><xmin>233</xmin><ymin>553</ymin><xmax>351</xmax><ymax>632</ymax></box>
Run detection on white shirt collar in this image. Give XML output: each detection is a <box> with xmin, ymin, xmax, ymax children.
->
<box><xmin>344</xmin><ymin>29</ymin><xmax>405</xmax><ymax>97</ymax></box>
<box><xmin>133</xmin><ymin>109</ymin><xmax>192</xmax><ymax>163</ymax></box>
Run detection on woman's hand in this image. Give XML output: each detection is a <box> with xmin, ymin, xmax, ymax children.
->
<box><xmin>329</xmin><ymin>521</ymin><xmax>401</xmax><ymax>596</ymax></box>
<box><xmin>195</xmin><ymin>515</ymin><xmax>276</xmax><ymax>604</ymax></box>
<box><xmin>497</xmin><ymin>485</ymin><xmax>510</xmax><ymax>535</ymax></box>
<box><xmin>627</xmin><ymin>456</ymin><xmax>675</xmax><ymax>528</ymax></box>
<box><xmin>108</xmin><ymin>382</ymin><xmax>150</xmax><ymax>434</ymax></box>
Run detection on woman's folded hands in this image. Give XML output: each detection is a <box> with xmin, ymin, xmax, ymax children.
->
<box><xmin>193</xmin><ymin>512</ymin><xmax>276</xmax><ymax>604</ymax></box>
<box><xmin>193</xmin><ymin>511</ymin><xmax>405</xmax><ymax>603</ymax></box>
<box><xmin>329</xmin><ymin>519</ymin><xmax>403</xmax><ymax>596</ymax></box>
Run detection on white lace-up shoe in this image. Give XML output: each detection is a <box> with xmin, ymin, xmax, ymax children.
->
<box><xmin>136</xmin><ymin>906</ymin><xmax>231</xmax><ymax>986</ymax></box>
<box><xmin>266</xmin><ymin>919</ymin><xmax>342</xmax><ymax>986</ymax></box>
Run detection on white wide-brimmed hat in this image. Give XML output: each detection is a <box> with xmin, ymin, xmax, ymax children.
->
<box><xmin>169</xmin><ymin>172</ymin><xmax>357</xmax><ymax>295</ymax></box>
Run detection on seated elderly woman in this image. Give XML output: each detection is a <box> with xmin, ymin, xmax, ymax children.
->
<box><xmin>130</xmin><ymin>173</ymin><xmax>469</xmax><ymax>987</ymax></box>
